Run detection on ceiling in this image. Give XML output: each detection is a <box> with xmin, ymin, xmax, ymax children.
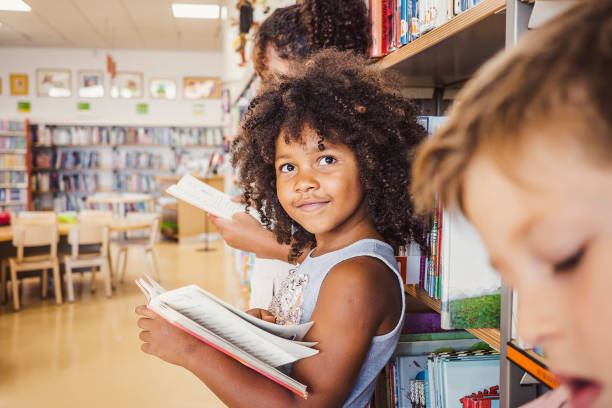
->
<box><xmin>0</xmin><ymin>0</ymin><xmax>225</xmax><ymax>51</ymax></box>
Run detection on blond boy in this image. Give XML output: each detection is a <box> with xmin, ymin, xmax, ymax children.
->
<box><xmin>411</xmin><ymin>1</ymin><xmax>612</xmax><ymax>407</ymax></box>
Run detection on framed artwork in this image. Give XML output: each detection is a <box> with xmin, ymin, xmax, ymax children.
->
<box><xmin>78</xmin><ymin>70</ymin><xmax>104</xmax><ymax>98</ymax></box>
<box><xmin>37</xmin><ymin>69</ymin><xmax>72</xmax><ymax>97</ymax></box>
<box><xmin>10</xmin><ymin>74</ymin><xmax>28</xmax><ymax>95</ymax></box>
<box><xmin>110</xmin><ymin>71</ymin><xmax>143</xmax><ymax>99</ymax></box>
<box><xmin>183</xmin><ymin>77</ymin><xmax>221</xmax><ymax>99</ymax></box>
<box><xmin>149</xmin><ymin>78</ymin><xmax>177</xmax><ymax>100</ymax></box>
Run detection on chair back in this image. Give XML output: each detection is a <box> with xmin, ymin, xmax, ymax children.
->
<box><xmin>12</xmin><ymin>220</ymin><xmax>58</xmax><ymax>261</ymax></box>
<box><xmin>126</xmin><ymin>212</ymin><xmax>160</xmax><ymax>244</ymax></box>
<box><xmin>17</xmin><ymin>211</ymin><xmax>56</xmax><ymax>223</ymax></box>
<box><xmin>79</xmin><ymin>210</ymin><xmax>113</xmax><ymax>223</ymax></box>
<box><xmin>68</xmin><ymin>222</ymin><xmax>109</xmax><ymax>259</ymax></box>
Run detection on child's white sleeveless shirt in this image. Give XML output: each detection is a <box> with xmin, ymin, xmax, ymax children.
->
<box><xmin>269</xmin><ymin>239</ymin><xmax>405</xmax><ymax>408</ymax></box>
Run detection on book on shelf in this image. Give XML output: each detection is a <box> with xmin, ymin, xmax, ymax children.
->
<box><xmin>135</xmin><ymin>274</ymin><xmax>318</xmax><ymax>398</ymax></box>
<box><xmin>370</xmin><ymin>0</ymin><xmax>486</xmax><ymax>57</ymax></box>
<box><xmin>377</xmin><ymin>333</ymin><xmax>497</xmax><ymax>407</ymax></box>
<box><xmin>166</xmin><ymin>173</ymin><xmax>260</xmax><ymax>221</ymax></box>
<box><xmin>0</xmin><ymin>119</ymin><xmax>25</xmax><ymax>133</ymax></box>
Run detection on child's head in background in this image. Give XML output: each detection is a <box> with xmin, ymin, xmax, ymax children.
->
<box><xmin>253</xmin><ymin>0</ymin><xmax>371</xmax><ymax>79</ymax></box>
<box><xmin>412</xmin><ymin>1</ymin><xmax>612</xmax><ymax>407</ymax></box>
<box><xmin>233</xmin><ymin>50</ymin><xmax>426</xmax><ymax>262</ymax></box>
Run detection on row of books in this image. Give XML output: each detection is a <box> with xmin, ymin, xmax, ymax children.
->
<box><xmin>0</xmin><ymin>154</ymin><xmax>26</xmax><ymax>168</ymax></box>
<box><xmin>0</xmin><ymin>135</ymin><xmax>26</xmax><ymax>150</ymax></box>
<box><xmin>35</xmin><ymin>150</ymin><xmax>102</xmax><ymax>169</ymax></box>
<box><xmin>0</xmin><ymin>171</ymin><xmax>27</xmax><ymax>185</ymax></box>
<box><xmin>376</xmin><ymin>333</ymin><xmax>499</xmax><ymax>408</ymax></box>
<box><xmin>0</xmin><ymin>120</ymin><xmax>25</xmax><ymax>133</ymax></box>
<box><xmin>32</xmin><ymin>173</ymin><xmax>102</xmax><ymax>193</ymax></box>
<box><xmin>112</xmin><ymin>151</ymin><xmax>172</xmax><ymax>170</ymax></box>
<box><xmin>33</xmin><ymin>125</ymin><xmax>224</xmax><ymax>147</ymax></box>
<box><xmin>112</xmin><ymin>174</ymin><xmax>158</xmax><ymax>193</ymax></box>
<box><xmin>0</xmin><ymin>188</ymin><xmax>23</xmax><ymax>203</ymax></box>
<box><xmin>410</xmin><ymin>117</ymin><xmax>501</xmax><ymax>330</ymax></box>
<box><xmin>369</xmin><ymin>0</ymin><xmax>483</xmax><ymax>57</ymax></box>
<box><xmin>175</xmin><ymin>151</ymin><xmax>223</xmax><ymax>178</ymax></box>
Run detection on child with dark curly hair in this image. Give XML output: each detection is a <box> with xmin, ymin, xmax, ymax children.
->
<box><xmin>136</xmin><ymin>49</ymin><xmax>426</xmax><ymax>407</ymax></box>
<box><xmin>210</xmin><ymin>0</ymin><xmax>372</xmax><ymax>309</ymax></box>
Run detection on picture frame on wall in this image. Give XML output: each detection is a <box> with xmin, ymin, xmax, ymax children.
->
<box><xmin>36</xmin><ymin>69</ymin><xmax>72</xmax><ymax>97</ymax></box>
<box><xmin>149</xmin><ymin>78</ymin><xmax>177</xmax><ymax>100</ymax></box>
<box><xmin>110</xmin><ymin>71</ymin><xmax>143</xmax><ymax>99</ymax></box>
<box><xmin>78</xmin><ymin>70</ymin><xmax>105</xmax><ymax>98</ymax></box>
<box><xmin>183</xmin><ymin>77</ymin><xmax>221</xmax><ymax>99</ymax></box>
<box><xmin>10</xmin><ymin>74</ymin><xmax>29</xmax><ymax>96</ymax></box>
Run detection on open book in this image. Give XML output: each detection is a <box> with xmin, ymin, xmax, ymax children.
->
<box><xmin>166</xmin><ymin>173</ymin><xmax>260</xmax><ymax>221</ymax></box>
<box><xmin>135</xmin><ymin>274</ymin><xmax>318</xmax><ymax>398</ymax></box>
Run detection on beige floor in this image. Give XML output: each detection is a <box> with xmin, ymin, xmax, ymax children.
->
<box><xmin>0</xmin><ymin>240</ymin><xmax>247</xmax><ymax>408</ymax></box>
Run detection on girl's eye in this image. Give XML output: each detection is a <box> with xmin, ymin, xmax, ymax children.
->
<box><xmin>318</xmin><ymin>156</ymin><xmax>336</xmax><ymax>166</ymax></box>
<box><xmin>553</xmin><ymin>247</ymin><xmax>585</xmax><ymax>274</ymax></box>
<box><xmin>279</xmin><ymin>163</ymin><xmax>295</xmax><ymax>173</ymax></box>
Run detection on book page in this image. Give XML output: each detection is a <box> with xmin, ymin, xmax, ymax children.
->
<box><xmin>155</xmin><ymin>286</ymin><xmax>318</xmax><ymax>365</ymax></box>
<box><xmin>151</xmin><ymin>303</ymin><xmax>309</xmax><ymax>398</ymax></box>
<box><xmin>140</xmin><ymin>274</ymin><xmax>314</xmax><ymax>342</ymax></box>
<box><xmin>166</xmin><ymin>173</ymin><xmax>260</xmax><ymax>221</ymax></box>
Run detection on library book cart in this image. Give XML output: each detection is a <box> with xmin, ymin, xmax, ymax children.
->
<box><xmin>377</xmin><ymin>1</ymin><xmax>560</xmax><ymax>406</ymax></box>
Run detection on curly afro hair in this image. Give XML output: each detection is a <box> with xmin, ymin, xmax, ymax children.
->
<box><xmin>233</xmin><ymin>50</ymin><xmax>427</xmax><ymax>262</ymax></box>
<box><xmin>254</xmin><ymin>0</ymin><xmax>371</xmax><ymax>77</ymax></box>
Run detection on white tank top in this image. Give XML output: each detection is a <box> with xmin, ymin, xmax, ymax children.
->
<box><xmin>270</xmin><ymin>239</ymin><xmax>405</xmax><ymax>407</ymax></box>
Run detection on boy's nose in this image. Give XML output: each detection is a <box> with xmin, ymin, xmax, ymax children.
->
<box><xmin>515</xmin><ymin>281</ymin><xmax>559</xmax><ymax>347</ymax></box>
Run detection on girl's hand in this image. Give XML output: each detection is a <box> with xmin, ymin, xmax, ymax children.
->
<box><xmin>245</xmin><ymin>308</ymin><xmax>276</xmax><ymax>323</ymax></box>
<box><xmin>135</xmin><ymin>305</ymin><xmax>201</xmax><ymax>367</ymax></box>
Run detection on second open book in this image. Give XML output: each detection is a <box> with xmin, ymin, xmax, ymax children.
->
<box><xmin>135</xmin><ymin>274</ymin><xmax>318</xmax><ymax>399</ymax></box>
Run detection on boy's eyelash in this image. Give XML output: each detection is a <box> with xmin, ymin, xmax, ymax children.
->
<box><xmin>554</xmin><ymin>247</ymin><xmax>585</xmax><ymax>274</ymax></box>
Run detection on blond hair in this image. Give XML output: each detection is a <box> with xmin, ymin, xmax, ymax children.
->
<box><xmin>411</xmin><ymin>0</ymin><xmax>612</xmax><ymax>215</ymax></box>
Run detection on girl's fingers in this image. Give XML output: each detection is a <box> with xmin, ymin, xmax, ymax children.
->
<box><xmin>139</xmin><ymin>330</ymin><xmax>152</xmax><ymax>342</ymax></box>
<box><xmin>137</xmin><ymin>317</ymin><xmax>154</xmax><ymax>330</ymax></box>
<box><xmin>135</xmin><ymin>305</ymin><xmax>156</xmax><ymax>318</ymax></box>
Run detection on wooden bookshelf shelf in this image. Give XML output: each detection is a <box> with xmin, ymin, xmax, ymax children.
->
<box><xmin>0</xmin><ymin>201</ymin><xmax>28</xmax><ymax>206</ymax></box>
<box><xmin>507</xmin><ymin>341</ymin><xmax>560</xmax><ymax>388</ymax></box>
<box><xmin>380</xmin><ymin>0</ymin><xmax>506</xmax><ymax>86</ymax></box>
<box><xmin>0</xmin><ymin>167</ymin><xmax>27</xmax><ymax>171</ymax></box>
<box><xmin>0</xmin><ymin>184</ymin><xmax>27</xmax><ymax>189</ymax></box>
<box><xmin>0</xmin><ymin>149</ymin><xmax>27</xmax><ymax>154</ymax></box>
<box><xmin>32</xmin><ymin>167</ymin><xmax>113</xmax><ymax>172</ymax></box>
<box><xmin>0</xmin><ymin>131</ymin><xmax>26</xmax><ymax>137</ymax></box>
<box><xmin>404</xmin><ymin>284</ymin><xmax>501</xmax><ymax>351</ymax></box>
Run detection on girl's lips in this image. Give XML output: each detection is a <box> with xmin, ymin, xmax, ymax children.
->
<box><xmin>296</xmin><ymin>201</ymin><xmax>329</xmax><ymax>212</ymax></box>
<box><xmin>556</xmin><ymin>375</ymin><xmax>603</xmax><ymax>408</ymax></box>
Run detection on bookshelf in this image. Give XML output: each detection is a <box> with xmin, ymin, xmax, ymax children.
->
<box><xmin>29</xmin><ymin>123</ymin><xmax>225</xmax><ymax>211</ymax></box>
<box><xmin>404</xmin><ymin>284</ymin><xmax>501</xmax><ymax>351</ymax></box>
<box><xmin>0</xmin><ymin>119</ymin><xmax>30</xmax><ymax>212</ymax></box>
<box><xmin>380</xmin><ymin>0</ymin><xmax>506</xmax><ymax>87</ymax></box>
<box><xmin>378</xmin><ymin>1</ymin><xmax>538</xmax><ymax>406</ymax></box>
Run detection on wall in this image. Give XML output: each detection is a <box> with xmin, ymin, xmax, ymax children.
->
<box><xmin>0</xmin><ymin>47</ymin><xmax>224</xmax><ymax>126</ymax></box>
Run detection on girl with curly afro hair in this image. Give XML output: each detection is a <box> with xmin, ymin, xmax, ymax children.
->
<box><xmin>211</xmin><ymin>0</ymin><xmax>372</xmax><ymax>310</ymax></box>
<box><xmin>137</xmin><ymin>50</ymin><xmax>427</xmax><ymax>408</ymax></box>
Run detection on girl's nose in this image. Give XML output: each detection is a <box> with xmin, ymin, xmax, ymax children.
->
<box><xmin>294</xmin><ymin>170</ymin><xmax>319</xmax><ymax>193</ymax></box>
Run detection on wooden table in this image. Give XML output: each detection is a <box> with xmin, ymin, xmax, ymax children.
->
<box><xmin>0</xmin><ymin>218</ymin><xmax>155</xmax><ymax>243</ymax></box>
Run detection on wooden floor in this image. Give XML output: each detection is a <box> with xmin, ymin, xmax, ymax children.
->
<box><xmin>0</xmin><ymin>240</ymin><xmax>245</xmax><ymax>408</ymax></box>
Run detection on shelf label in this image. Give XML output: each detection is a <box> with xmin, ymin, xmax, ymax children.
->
<box><xmin>136</xmin><ymin>103</ymin><xmax>149</xmax><ymax>115</ymax></box>
<box><xmin>77</xmin><ymin>102</ymin><xmax>91</xmax><ymax>112</ymax></box>
<box><xmin>17</xmin><ymin>101</ymin><xmax>30</xmax><ymax>113</ymax></box>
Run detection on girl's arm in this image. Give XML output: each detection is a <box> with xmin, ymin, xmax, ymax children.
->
<box><xmin>208</xmin><ymin>212</ymin><xmax>294</xmax><ymax>262</ymax></box>
<box><xmin>136</xmin><ymin>257</ymin><xmax>400</xmax><ymax>408</ymax></box>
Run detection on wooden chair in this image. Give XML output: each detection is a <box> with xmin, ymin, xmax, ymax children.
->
<box><xmin>64</xmin><ymin>221</ymin><xmax>111</xmax><ymax>302</ymax></box>
<box><xmin>116</xmin><ymin>212</ymin><xmax>161</xmax><ymax>283</ymax></box>
<box><xmin>4</xmin><ymin>214</ymin><xmax>61</xmax><ymax>311</ymax></box>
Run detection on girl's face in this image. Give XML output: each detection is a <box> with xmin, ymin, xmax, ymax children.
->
<box><xmin>462</xmin><ymin>118</ymin><xmax>612</xmax><ymax>408</ymax></box>
<box><xmin>274</xmin><ymin>128</ymin><xmax>367</xmax><ymax>238</ymax></box>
